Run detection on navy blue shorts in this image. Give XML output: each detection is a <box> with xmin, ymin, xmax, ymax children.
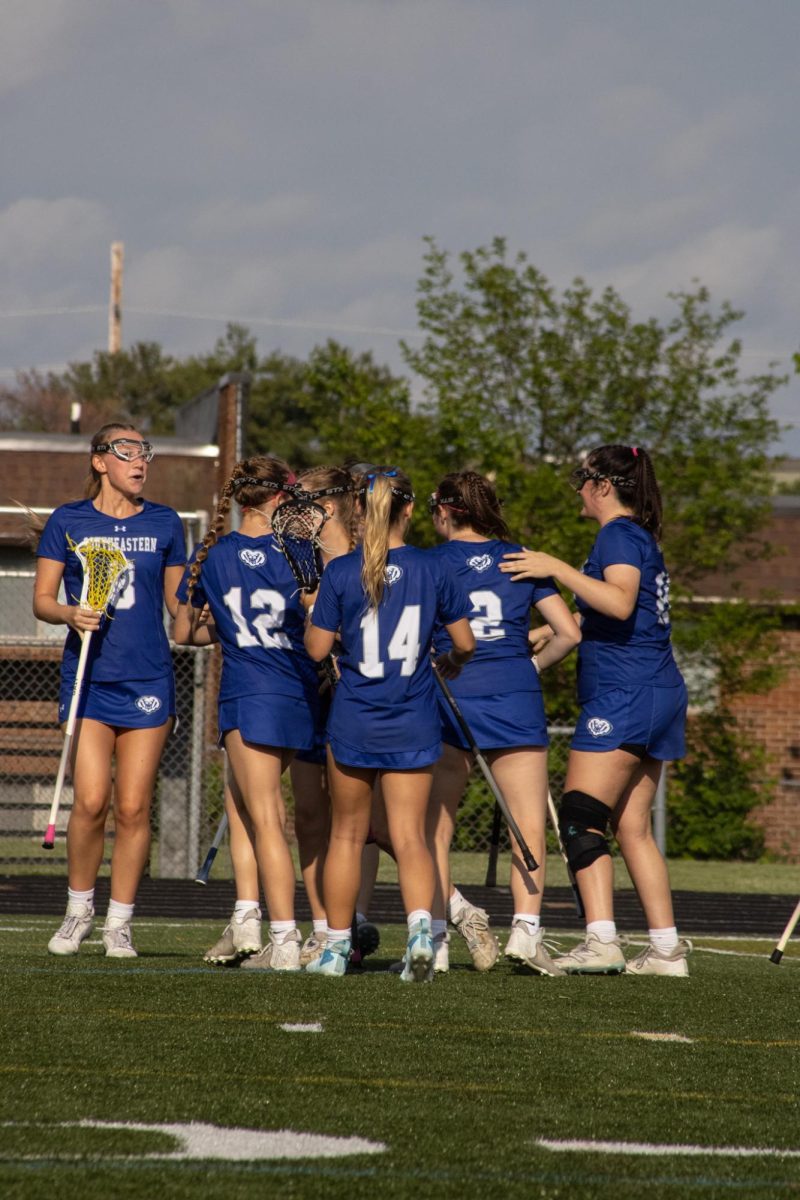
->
<box><xmin>571</xmin><ymin>683</ymin><xmax>688</xmax><ymax>761</ymax></box>
<box><xmin>59</xmin><ymin>674</ymin><xmax>175</xmax><ymax>729</ymax></box>
<box><xmin>219</xmin><ymin>692</ymin><xmax>317</xmax><ymax>752</ymax></box>
<box><xmin>294</xmin><ymin>685</ymin><xmax>331</xmax><ymax>765</ymax></box>
<box><xmin>438</xmin><ymin>689</ymin><xmax>549</xmax><ymax>752</ymax></box>
<box><xmin>328</xmin><ymin>736</ymin><xmax>441</xmax><ymax>771</ymax></box>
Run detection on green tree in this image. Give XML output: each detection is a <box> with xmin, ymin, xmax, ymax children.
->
<box><xmin>402</xmin><ymin>237</ymin><xmax>791</xmax><ymax>847</ymax></box>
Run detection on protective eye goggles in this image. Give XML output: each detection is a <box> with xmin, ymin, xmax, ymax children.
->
<box><xmin>95</xmin><ymin>438</ymin><xmax>155</xmax><ymax>463</ymax></box>
<box><xmin>570</xmin><ymin>467</ymin><xmax>634</xmax><ymax>492</ymax></box>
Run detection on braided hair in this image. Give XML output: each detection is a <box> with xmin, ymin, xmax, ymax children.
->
<box><xmin>584</xmin><ymin>444</ymin><xmax>662</xmax><ymax>539</ymax></box>
<box><xmin>432</xmin><ymin>470</ymin><xmax>509</xmax><ymax>540</ymax></box>
<box><xmin>187</xmin><ymin>455</ymin><xmax>295</xmax><ymax>599</ymax></box>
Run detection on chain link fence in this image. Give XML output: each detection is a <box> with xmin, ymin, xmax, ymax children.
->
<box><xmin>0</xmin><ymin>507</ymin><xmax>572</xmax><ymax>878</ymax></box>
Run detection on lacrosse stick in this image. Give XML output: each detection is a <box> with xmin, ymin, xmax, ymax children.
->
<box><xmin>195</xmin><ymin>810</ymin><xmax>229</xmax><ymax>884</ymax></box>
<box><xmin>769</xmin><ymin>897</ymin><xmax>800</xmax><ymax>965</ymax></box>
<box><xmin>272</xmin><ymin>497</ymin><xmax>338</xmax><ymax>689</ymax></box>
<box><xmin>484</xmin><ymin>802</ymin><xmax>503</xmax><ymax>887</ymax></box>
<box><xmin>547</xmin><ymin>791</ymin><xmax>584</xmax><ymax>918</ymax></box>
<box><xmin>43</xmin><ymin>536</ymin><xmax>131</xmax><ymax>848</ymax></box>
<box><xmin>433</xmin><ymin>667</ymin><xmax>538</xmax><ymax>873</ymax></box>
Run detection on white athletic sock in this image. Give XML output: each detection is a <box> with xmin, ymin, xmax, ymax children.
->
<box><xmin>513</xmin><ymin>912</ymin><xmax>541</xmax><ymax>933</ymax></box>
<box><xmin>432</xmin><ymin>919</ymin><xmax>447</xmax><ymax>939</ymax></box>
<box><xmin>327</xmin><ymin>926</ymin><xmax>351</xmax><ymax>945</ymax></box>
<box><xmin>649</xmin><ymin>926</ymin><xmax>679</xmax><ymax>954</ymax></box>
<box><xmin>269</xmin><ymin>920</ymin><xmax>296</xmax><ymax>943</ymax></box>
<box><xmin>586</xmin><ymin>919</ymin><xmax>617</xmax><ymax>944</ymax></box>
<box><xmin>407</xmin><ymin>909</ymin><xmax>431</xmax><ymax>932</ymax></box>
<box><xmin>106</xmin><ymin>899</ymin><xmax>134</xmax><ymax>925</ymax></box>
<box><xmin>312</xmin><ymin>919</ymin><xmax>328</xmax><ymax>935</ymax></box>
<box><xmin>233</xmin><ymin>900</ymin><xmax>260</xmax><ymax>920</ymax></box>
<box><xmin>67</xmin><ymin>887</ymin><xmax>94</xmax><ymax>912</ymax></box>
<box><xmin>448</xmin><ymin>888</ymin><xmax>467</xmax><ymax>919</ymax></box>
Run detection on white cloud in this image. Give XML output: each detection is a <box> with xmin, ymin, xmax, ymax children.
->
<box><xmin>657</xmin><ymin>97</ymin><xmax>766</xmax><ymax>179</ymax></box>
<box><xmin>0</xmin><ymin>0</ymin><xmax>93</xmax><ymax>94</ymax></box>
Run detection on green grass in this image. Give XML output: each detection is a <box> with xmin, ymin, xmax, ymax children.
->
<box><xmin>1</xmin><ymin>918</ymin><xmax>799</xmax><ymax>1198</ymax></box>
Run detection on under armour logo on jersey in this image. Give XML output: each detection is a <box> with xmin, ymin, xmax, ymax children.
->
<box><xmin>467</xmin><ymin>554</ymin><xmax>493</xmax><ymax>573</ymax></box>
<box><xmin>114</xmin><ymin>525</ymin><xmax>127</xmax><ymax>532</ymax></box>
<box><xmin>136</xmin><ymin>696</ymin><xmax>162</xmax><ymax>714</ymax></box>
<box><xmin>587</xmin><ymin>717</ymin><xmax>613</xmax><ymax>737</ymax></box>
<box><xmin>239</xmin><ymin>548</ymin><xmax>266</xmax><ymax>568</ymax></box>
<box><xmin>385</xmin><ymin>564</ymin><xmax>403</xmax><ymax>585</ymax></box>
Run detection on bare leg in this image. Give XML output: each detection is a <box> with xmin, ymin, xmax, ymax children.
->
<box><xmin>110</xmin><ymin>721</ymin><xmax>172</xmax><ymax>903</ymax></box>
<box><xmin>613</xmin><ymin>758</ymin><xmax>676</xmax><ymax>929</ymax></box>
<box><xmin>426</xmin><ymin>743</ymin><xmax>472</xmax><ymax>921</ymax></box>
<box><xmin>488</xmin><ymin>747</ymin><xmax>548</xmax><ymax>915</ymax></box>
<box><xmin>224</xmin><ymin>776</ymin><xmax>260</xmax><ymax>902</ymax></box>
<box><xmin>290</xmin><ymin>758</ymin><xmax>329</xmax><ymax>923</ymax></box>
<box><xmin>562</xmin><ymin>748</ymin><xmax>643</xmax><ymax>924</ymax></box>
<box><xmin>224</xmin><ymin>731</ymin><xmax>295</xmax><ymax>922</ymax></box>
<box><xmin>382</xmin><ymin>768</ymin><xmax>435</xmax><ymax>917</ymax></box>
<box><xmin>66</xmin><ymin>718</ymin><xmax>115</xmax><ymax>891</ymax></box>
<box><xmin>322</xmin><ymin>750</ymin><xmax>373</xmax><ymax>930</ymax></box>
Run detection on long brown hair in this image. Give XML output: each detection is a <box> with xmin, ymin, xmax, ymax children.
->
<box><xmin>584</xmin><ymin>444</ymin><xmax>662</xmax><ymax>539</ymax></box>
<box><xmin>187</xmin><ymin>455</ymin><xmax>295</xmax><ymax>598</ymax></box>
<box><xmin>432</xmin><ymin>470</ymin><xmax>509</xmax><ymax>539</ymax></box>
<box><xmin>355</xmin><ymin>468</ymin><xmax>415</xmax><ymax>609</ymax></box>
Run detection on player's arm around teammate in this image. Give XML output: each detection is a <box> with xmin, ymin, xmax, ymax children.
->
<box><xmin>500</xmin><ymin>445</ymin><xmax>691</xmax><ymax>977</ymax></box>
<box><xmin>304</xmin><ymin>469</ymin><xmax>475</xmax><ymax>981</ymax></box>
<box><xmin>35</xmin><ymin>421</ymin><xmax>186</xmax><ymax>958</ymax></box>
<box><xmin>425</xmin><ymin>471</ymin><xmax>580</xmax><ymax>976</ymax></box>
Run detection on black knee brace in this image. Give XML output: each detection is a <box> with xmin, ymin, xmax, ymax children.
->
<box><xmin>558</xmin><ymin>790</ymin><xmax>613</xmax><ymax>873</ymax></box>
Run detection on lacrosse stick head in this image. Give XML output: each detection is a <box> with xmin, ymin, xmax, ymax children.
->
<box><xmin>271</xmin><ymin>499</ymin><xmax>329</xmax><ymax>592</ymax></box>
<box><xmin>68</xmin><ymin>534</ymin><xmax>132</xmax><ymax>614</ymax></box>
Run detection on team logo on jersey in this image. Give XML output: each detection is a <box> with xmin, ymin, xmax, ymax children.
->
<box><xmin>385</xmin><ymin>564</ymin><xmax>403</xmax><ymax>585</ymax></box>
<box><xmin>136</xmin><ymin>696</ymin><xmax>162</xmax><ymax>715</ymax></box>
<box><xmin>587</xmin><ymin>717</ymin><xmax>613</xmax><ymax>738</ymax></box>
<box><xmin>239</xmin><ymin>548</ymin><xmax>266</xmax><ymax>568</ymax></box>
<box><xmin>467</xmin><ymin>554</ymin><xmax>493</xmax><ymax>573</ymax></box>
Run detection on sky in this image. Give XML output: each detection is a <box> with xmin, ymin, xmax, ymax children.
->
<box><xmin>1</xmin><ymin>0</ymin><xmax>798</xmax><ymax>453</ymax></box>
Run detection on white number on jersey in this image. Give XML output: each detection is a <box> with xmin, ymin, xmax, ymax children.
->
<box><xmin>655</xmin><ymin>571</ymin><xmax>671</xmax><ymax>627</ymax></box>
<box><xmin>469</xmin><ymin>589</ymin><xmax>505</xmax><ymax>641</ymax></box>
<box><xmin>224</xmin><ymin>586</ymin><xmax>292</xmax><ymax>650</ymax></box>
<box><xmin>359</xmin><ymin>605</ymin><xmax>422</xmax><ymax>678</ymax></box>
<box><xmin>112</xmin><ymin>562</ymin><xmax>136</xmax><ymax>610</ymax></box>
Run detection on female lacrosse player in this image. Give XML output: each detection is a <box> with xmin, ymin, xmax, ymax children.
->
<box><xmin>500</xmin><ymin>445</ymin><xmax>691</xmax><ymax>976</ymax></box>
<box><xmin>174</xmin><ymin>455</ymin><xmax>320</xmax><ymax>972</ymax></box>
<box><xmin>35</xmin><ymin>421</ymin><xmax>186</xmax><ymax>958</ymax></box>
<box><xmin>427</xmin><ymin>471</ymin><xmax>581</xmax><ymax>975</ymax></box>
<box><xmin>304</xmin><ymin>468</ymin><xmax>475</xmax><ymax>981</ymax></box>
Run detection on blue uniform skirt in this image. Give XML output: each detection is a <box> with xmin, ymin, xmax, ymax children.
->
<box><xmin>438</xmin><ymin>688</ymin><xmax>549</xmax><ymax>752</ymax></box>
<box><xmin>59</xmin><ymin>673</ymin><xmax>175</xmax><ymax>729</ymax></box>
<box><xmin>327</xmin><ymin>735</ymin><xmax>441</xmax><ymax>770</ymax></box>
<box><xmin>219</xmin><ymin>691</ymin><xmax>317</xmax><ymax>752</ymax></box>
<box><xmin>570</xmin><ymin>682</ymin><xmax>688</xmax><ymax>760</ymax></box>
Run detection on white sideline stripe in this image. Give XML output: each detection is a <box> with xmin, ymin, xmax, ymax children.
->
<box><xmin>280</xmin><ymin>1022</ymin><xmax>323</xmax><ymax>1033</ymax></box>
<box><xmin>71</xmin><ymin>1120</ymin><xmax>384</xmax><ymax>1160</ymax></box>
<box><xmin>536</xmin><ymin>1138</ymin><xmax>800</xmax><ymax>1159</ymax></box>
<box><xmin>630</xmin><ymin>1032</ymin><xmax>694</xmax><ymax>1043</ymax></box>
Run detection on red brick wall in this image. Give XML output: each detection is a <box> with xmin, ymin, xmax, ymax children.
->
<box><xmin>730</xmin><ymin>629</ymin><xmax>800</xmax><ymax>861</ymax></box>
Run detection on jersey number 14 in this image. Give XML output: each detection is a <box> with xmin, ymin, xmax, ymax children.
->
<box><xmin>359</xmin><ymin>605</ymin><xmax>421</xmax><ymax>677</ymax></box>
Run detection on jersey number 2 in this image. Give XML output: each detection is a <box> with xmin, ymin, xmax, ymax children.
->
<box><xmin>224</xmin><ymin>587</ymin><xmax>292</xmax><ymax>650</ymax></box>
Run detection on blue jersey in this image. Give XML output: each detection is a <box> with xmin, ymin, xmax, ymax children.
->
<box><xmin>575</xmin><ymin>518</ymin><xmax>684</xmax><ymax>702</ymax></box>
<box><xmin>38</xmin><ymin>498</ymin><xmax>185</xmax><ymax>682</ymax></box>
<box><xmin>312</xmin><ymin>545</ymin><xmax>471</xmax><ymax>755</ymax></box>
<box><xmin>177</xmin><ymin>531</ymin><xmax>318</xmax><ymax>704</ymax></box>
<box><xmin>429</xmin><ymin>539</ymin><xmax>557</xmax><ymax>697</ymax></box>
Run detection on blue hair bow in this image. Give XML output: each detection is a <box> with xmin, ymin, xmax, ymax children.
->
<box><xmin>366</xmin><ymin>469</ymin><xmax>397</xmax><ymax>492</ymax></box>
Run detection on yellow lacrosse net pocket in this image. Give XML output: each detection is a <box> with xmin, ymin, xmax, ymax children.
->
<box><xmin>67</xmin><ymin>534</ymin><xmax>131</xmax><ymax>615</ymax></box>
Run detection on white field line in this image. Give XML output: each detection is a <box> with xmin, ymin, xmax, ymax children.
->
<box><xmin>279</xmin><ymin>1023</ymin><xmax>323</xmax><ymax>1033</ymax></box>
<box><xmin>536</xmin><ymin>1138</ymin><xmax>800</xmax><ymax>1159</ymax></box>
<box><xmin>629</xmin><ymin>1032</ymin><xmax>694</xmax><ymax>1043</ymax></box>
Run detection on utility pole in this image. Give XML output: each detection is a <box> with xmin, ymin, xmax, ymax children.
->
<box><xmin>109</xmin><ymin>241</ymin><xmax>124</xmax><ymax>353</ymax></box>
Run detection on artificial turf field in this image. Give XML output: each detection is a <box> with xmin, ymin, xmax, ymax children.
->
<box><xmin>1</xmin><ymin>918</ymin><xmax>798</xmax><ymax>1200</ymax></box>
